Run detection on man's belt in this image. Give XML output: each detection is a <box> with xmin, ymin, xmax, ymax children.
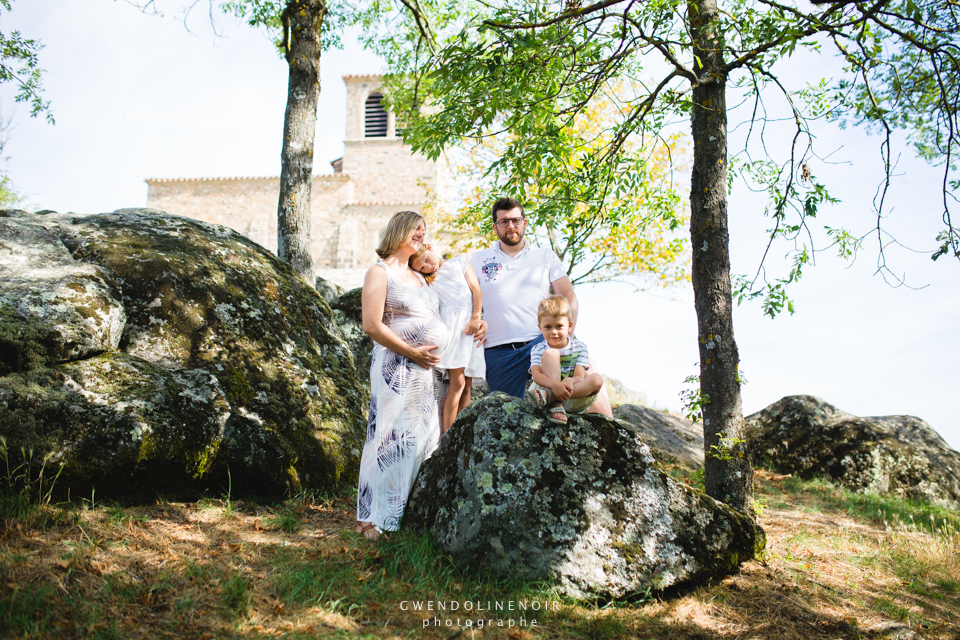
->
<box><xmin>487</xmin><ymin>340</ymin><xmax>533</xmax><ymax>351</ymax></box>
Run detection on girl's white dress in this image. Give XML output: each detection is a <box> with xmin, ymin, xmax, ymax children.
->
<box><xmin>431</xmin><ymin>256</ymin><xmax>486</xmax><ymax>380</ymax></box>
<box><xmin>356</xmin><ymin>263</ymin><xmax>448</xmax><ymax>532</ymax></box>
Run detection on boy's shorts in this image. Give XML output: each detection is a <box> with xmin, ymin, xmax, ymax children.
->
<box><xmin>530</xmin><ymin>382</ymin><xmax>598</xmax><ymax>415</ymax></box>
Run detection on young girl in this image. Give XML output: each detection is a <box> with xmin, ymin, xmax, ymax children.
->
<box><xmin>409</xmin><ymin>245</ymin><xmax>486</xmax><ymax>434</ymax></box>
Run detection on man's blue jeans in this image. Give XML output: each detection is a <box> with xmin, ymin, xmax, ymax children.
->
<box><xmin>483</xmin><ymin>335</ymin><xmax>544</xmax><ymax>399</ymax></box>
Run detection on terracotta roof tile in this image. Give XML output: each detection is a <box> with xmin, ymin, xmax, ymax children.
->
<box><xmin>347</xmin><ymin>201</ymin><xmax>427</xmax><ymax>206</ymax></box>
<box><xmin>145</xmin><ymin>175</ymin><xmax>350</xmax><ymax>183</ymax></box>
<box><xmin>145</xmin><ymin>176</ymin><xmax>279</xmax><ymax>183</ymax></box>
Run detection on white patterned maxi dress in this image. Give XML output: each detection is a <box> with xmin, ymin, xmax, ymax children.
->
<box><xmin>432</xmin><ymin>256</ymin><xmax>486</xmax><ymax>381</ymax></box>
<box><xmin>356</xmin><ymin>263</ymin><xmax>448</xmax><ymax>532</ymax></box>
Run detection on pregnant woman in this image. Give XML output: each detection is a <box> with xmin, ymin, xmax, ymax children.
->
<box><xmin>355</xmin><ymin>211</ymin><xmax>448</xmax><ymax>541</ymax></box>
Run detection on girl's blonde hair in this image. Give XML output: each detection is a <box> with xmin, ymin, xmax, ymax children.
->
<box><xmin>376</xmin><ymin>211</ymin><xmax>425</xmax><ymax>260</ymax></box>
<box><xmin>408</xmin><ymin>245</ymin><xmax>438</xmax><ymax>283</ymax></box>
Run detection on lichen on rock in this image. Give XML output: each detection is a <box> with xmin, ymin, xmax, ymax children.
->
<box><xmin>405</xmin><ymin>394</ymin><xmax>763</xmax><ymax>599</ymax></box>
<box><xmin>0</xmin><ymin>352</ymin><xmax>229</xmax><ymax>496</ymax></box>
<box><xmin>0</xmin><ymin>208</ymin><xmax>368</xmax><ymax>498</ymax></box>
<box><xmin>0</xmin><ymin>210</ymin><xmax>125</xmax><ymax>375</ymax></box>
<box><xmin>745</xmin><ymin>395</ymin><xmax>960</xmax><ymax>509</ymax></box>
<box><xmin>329</xmin><ymin>286</ymin><xmax>373</xmax><ymax>380</ymax></box>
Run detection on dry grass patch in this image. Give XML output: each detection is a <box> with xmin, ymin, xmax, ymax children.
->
<box><xmin>0</xmin><ymin>471</ymin><xmax>958</xmax><ymax>639</ymax></box>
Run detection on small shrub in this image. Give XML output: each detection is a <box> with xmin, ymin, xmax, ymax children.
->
<box><xmin>268</xmin><ymin>511</ymin><xmax>301</xmax><ymax>534</ymax></box>
<box><xmin>221</xmin><ymin>574</ymin><xmax>252</xmax><ymax>617</ymax></box>
<box><xmin>0</xmin><ymin>436</ymin><xmax>63</xmax><ymax>523</ymax></box>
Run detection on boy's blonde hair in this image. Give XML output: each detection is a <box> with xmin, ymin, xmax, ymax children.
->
<box><xmin>537</xmin><ymin>295</ymin><xmax>572</xmax><ymax>323</ymax></box>
<box><xmin>376</xmin><ymin>210</ymin><xmax>424</xmax><ymax>260</ymax></box>
<box><xmin>408</xmin><ymin>245</ymin><xmax>438</xmax><ymax>284</ymax></box>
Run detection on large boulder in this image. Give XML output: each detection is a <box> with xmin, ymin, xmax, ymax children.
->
<box><xmin>745</xmin><ymin>395</ymin><xmax>960</xmax><ymax>509</ymax></box>
<box><xmin>0</xmin><ymin>209</ymin><xmax>367</xmax><ymax>498</ymax></box>
<box><xmin>405</xmin><ymin>394</ymin><xmax>763</xmax><ymax>599</ymax></box>
<box><xmin>329</xmin><ymin>286</ymin><xmax>373</xmax><ymax>381</ymax></box>
<box><xmin>613</xmin><ymin>404</ymin><xmax>704</xmax><ymax>470</ymax></box>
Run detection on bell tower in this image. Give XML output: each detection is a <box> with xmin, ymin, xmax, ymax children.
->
<box><xmin>340</xmin><ymin>75</ymin><xmax>450</xmax><ymax>206</ymax></box>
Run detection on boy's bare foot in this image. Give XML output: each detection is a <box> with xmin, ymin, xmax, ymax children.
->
<box><xmin>355</xmin><ymin>521</ymin><xmax>387</xmax><ymax>541</ymax></box>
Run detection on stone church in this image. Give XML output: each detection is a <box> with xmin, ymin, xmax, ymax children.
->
<box><xmin>145</xmin><ymin>75</ymin><xmax>451</xmax><ymax>289</ymax></box>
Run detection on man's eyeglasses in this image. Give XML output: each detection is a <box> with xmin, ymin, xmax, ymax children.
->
<box><xmin>495</xmin><ymin>217</ymin><xmax>526</xmax><ymax>228</ymax></box>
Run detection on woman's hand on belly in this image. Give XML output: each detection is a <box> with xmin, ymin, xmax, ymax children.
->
<box><xmin>409</xmin><ymin>343</ymin><xmax>441</xmax><ymax>369</ymax></box>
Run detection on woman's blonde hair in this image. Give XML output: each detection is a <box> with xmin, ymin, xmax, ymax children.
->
<box><xmin>408</xmin><ymin>245</ymin><xmax>439</xmax><ymax>283</ymax></box>
<box><xmin>376</xmin><ymin>211</ymin><xmax>425</xmax><ymax>260</ymax></box>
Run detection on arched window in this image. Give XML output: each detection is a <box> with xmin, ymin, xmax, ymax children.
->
<box><xmin>364</xmin><ymin>93</ymin><xmax>388</xmax><ymax>137</ymax></box>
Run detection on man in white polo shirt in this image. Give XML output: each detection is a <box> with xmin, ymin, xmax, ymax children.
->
<box><xmin>473</xmin><ymin>197</ymin><xmax>612</xmax><ymax>416</ymax></box>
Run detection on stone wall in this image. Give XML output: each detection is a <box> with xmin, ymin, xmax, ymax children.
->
<box><xmin>144</xmin><ymin>74</ymin><xmax>453</xmax><ymax>289</ymax></box>
<box><xmin>146</xmin><ymin>175</ymin><xmax>358</xmax><ymax>269</ymax></box>
<box><xmin>145</xmin><ymin>177</ymin><xmax>281</xmax><ymax>252</ymax></box>
<box><xmin>342</xmin><ymin>139</ymin><xmax>446</xmax><ymax>205</ymax></box>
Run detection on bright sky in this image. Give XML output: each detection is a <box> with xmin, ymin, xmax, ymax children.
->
<box><xmin>5</xmin><ymin>0</ymin><xmax>959</xmax><ymax>450</ymax></box>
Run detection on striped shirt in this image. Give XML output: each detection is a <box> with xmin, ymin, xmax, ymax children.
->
<box><xmin>529</xmin><ymin>337</ymin><xmax>590</xmax><ymax>379</ymax></box>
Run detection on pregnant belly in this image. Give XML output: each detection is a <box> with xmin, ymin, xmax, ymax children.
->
<box><xmin>424</xmin><ymin>321</ymin><xmax>449</xmax><ymax>354</ymax></box>
<box><xmin>396</xmin><ymin>318</ymin><xmax>448</xmax><ymax>355</ymax></box>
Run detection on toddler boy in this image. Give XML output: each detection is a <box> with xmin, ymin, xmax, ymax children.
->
<box><xmin>529</xmin><ymin>295</ymin><xmax>605</xmax><ymax>424</ymax></box>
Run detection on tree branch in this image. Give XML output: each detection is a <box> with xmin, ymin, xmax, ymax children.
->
<box><xmin>483</xmin><ymin>0</ymin><xmax>628</xmax><ymax>30</ymax></box>
<box><xmin>397</xmin><ymin>0</ymin><xmax>439</xmax><ymax>55</ymax></box>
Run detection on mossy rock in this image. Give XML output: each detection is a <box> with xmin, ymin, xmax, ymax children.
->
<box><xmin>0</xmin><ymin>210</ymin><xmax>125</xmax><ymax>375</ymax></box>
<box><xmin>745</xmin><ymin>395</ymin><xmax>960</xmax><ymax>509</ymax></box>
<box><xmin>315</xmin><ymin>276</ymin><xmax>345</xmax><ymax>305</ymax></box>
<box><xmin>330</xmin><ymin>286</ymin><xmax>373</xmax><ymax>381</ymax></box>
<box><xmin>0</xmin><ymin>209</ymin><xmax>367</xmax><ymax>498</ymax></box>
<box><xmin>405</xmin><ymin>394</ymin><xmax>763</xmax><ymax>599</ymax></box>
<box><xmin>0</xmin><ymin>353</ymin><xmax>231</xmax><ymax>497</ymax></box>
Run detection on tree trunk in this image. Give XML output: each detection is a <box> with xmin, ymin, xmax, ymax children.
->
<box><xmin>277</xmin><ymin>0</ymin><xmax>325</xmax><ymax>285</ymax></box>
<box><xmin>688</xmin><ymin>0</ymin><xmax>754</xmax><ymax>512</ymax></box>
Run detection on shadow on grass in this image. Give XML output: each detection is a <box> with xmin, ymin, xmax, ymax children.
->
<box><xmin>2</xmin><ymin>474</ymin><xmax>958</xmax><ymax>640</ymax></box>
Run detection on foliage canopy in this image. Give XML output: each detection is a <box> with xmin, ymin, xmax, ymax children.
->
<box><xmin>439</xmin><ymin>88</ymin><xmax>691</xmax><ymax>287</ymax></box>
<box><xmin>365</xmin><ymin>0</ymin><xmax>960</xmax><ymax>312</ymax></box>
<box><xmin>0</xmin><ymin>0</ymin><xmax>50</xmax><ymax>123</ymax></box>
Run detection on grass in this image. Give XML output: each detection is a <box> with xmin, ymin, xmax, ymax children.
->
<box><xmin>667</xmin><ymin>465</ymin><xmax>705</xmax><ymax>492</ymax></box>
<box><xmin>0</xmin><ymin>436</ymin><xmax>64</xmax><ymax>526</ymax></box>
<box><xmin>221</xmin><ymin>573</ymin><xmax>253</xmax><ymax>617</ymax></box>
<box><xmin>0</xmin><ymin>469</ymin><xmax>957</xmax><ymax>638</ymax></box>
<box><xmin>106</xmin><ymin>505</ymin><xmax>149</xmax><ymax>526</ymax></box>
<box><xmin>764</xmin><ymin>472</ymin><xmax>960</xmax><ymax>536</ymax></box>
<box><xmin>266</xmin><ymin>509</ymin><xmax>302</xmax><ymax>535</ymax></box>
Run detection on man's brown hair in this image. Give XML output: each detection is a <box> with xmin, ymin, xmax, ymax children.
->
<box><xmin>491</xmin><ymin>197</ymin><xmax>524</xmax><ymax>223</ymax></box>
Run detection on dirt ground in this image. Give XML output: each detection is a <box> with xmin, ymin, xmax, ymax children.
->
<box><xmin>1</xmin><ymin>469</ymin><xmax>958</xmax><ymax>639</ymax></box>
